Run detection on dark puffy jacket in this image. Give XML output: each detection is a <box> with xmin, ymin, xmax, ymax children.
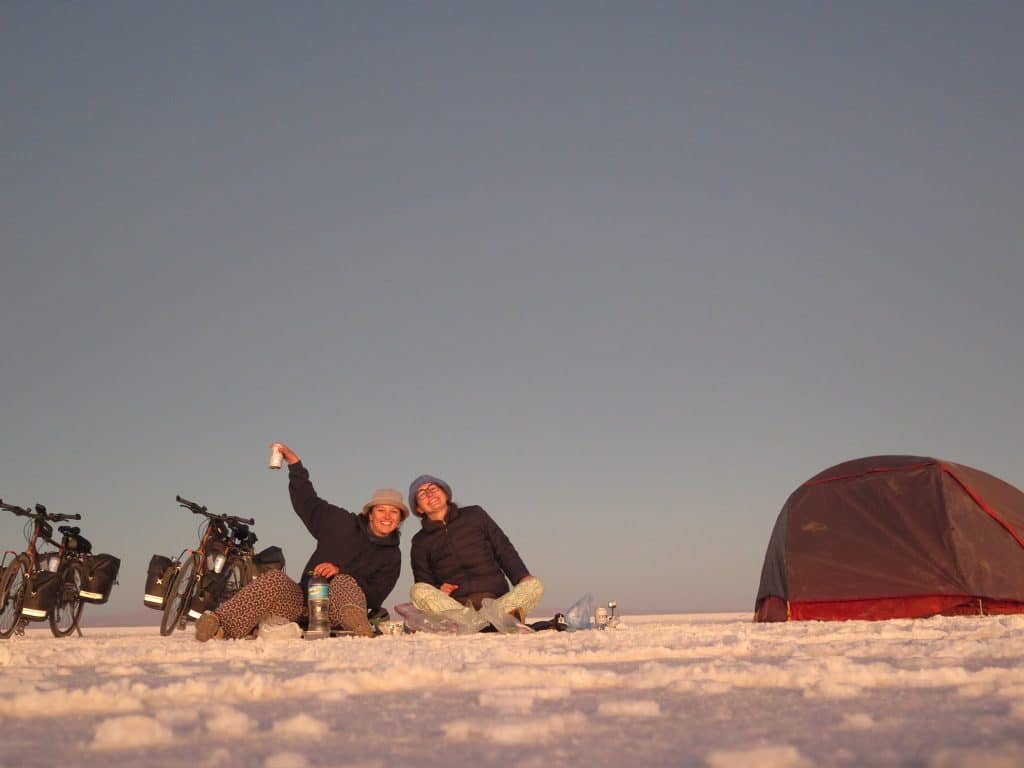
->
<box><xmin>410</xmin><ymin>504</ymin><xmax>530</xmax><ymax>601</ymax></box>
<box><xmin>289</xmin><ymin>462</ymin><xmax>400</xmax><ymax>611</ymax></box>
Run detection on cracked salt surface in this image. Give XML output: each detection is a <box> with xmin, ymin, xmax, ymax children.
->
<box><xmin>2</xmin><ymin>612</ymin><xmax>1023</xmax><ymax>766</ymax></box>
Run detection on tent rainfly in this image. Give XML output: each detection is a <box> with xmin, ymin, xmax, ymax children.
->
<box><xmin>755</xmin><ymin>455</ymin><xmax>1024</xmax><ymax>621</ymax></box>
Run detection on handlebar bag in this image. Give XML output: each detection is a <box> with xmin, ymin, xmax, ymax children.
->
<box><xmin>144</xmin><ymin>554</ymin><xmax>174</xmax><ymax>610</ymax></box>
<box><xmin>80</xmin><ymin>553</ymin><xmax>121</xmax><ymax>604</ymax></box>
<box><xmin>63</xmin><ymin>532</ymin><xmax>93</xmax><ymax>555</ymax></box>
<box><xmin>21</xmin><ymin>571</ymin><xmax>60</xmax><ymax>621</ymax></box>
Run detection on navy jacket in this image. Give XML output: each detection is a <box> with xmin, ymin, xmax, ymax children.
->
<box><xmin>288</xmin><ymin>461</ymin><xmax>400</xmax><ymax>611</ymax></box>
<box><xmin>410</xmin><ymin>504</ymin><xmax>529</xmax><ymax>601</ymax></box>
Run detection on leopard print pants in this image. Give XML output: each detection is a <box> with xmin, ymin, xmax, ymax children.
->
<box><xmin>214</xmin><ymin>569</ymin><xmax>367</xmax><ymax>639</ymax></box>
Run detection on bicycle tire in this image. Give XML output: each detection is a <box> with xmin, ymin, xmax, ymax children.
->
<box><xmin>222</xmin><ymin>556</ymin><xmax>255</xmax><ymax>604</ymax></box>
<box><xmin>0</xmin><ymin>555</ymin><xmax>30</xmax><ymax>639</ymax></box>
<box><xmin>160</xmin><ymin>552</ymin><xmax>199</xmax><ymax>636</ymax></box>
<box><xmin>157</xmin><ymin>565</ymin><xmax>181</xmax><ymax>636</ymax></box>
<box><xmin>49</xmin><ymin>560</ymin><xmax>86</xmax><ymax>637</ymax></box>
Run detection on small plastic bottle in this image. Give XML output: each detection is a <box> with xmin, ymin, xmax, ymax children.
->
<box><xmin>305</xmin><ymin>575</ymin><xmax>330</xmax><ymax>639</ymax></box>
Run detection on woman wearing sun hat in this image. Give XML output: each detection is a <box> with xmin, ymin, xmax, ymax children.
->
<box><xmin>195</xmin><ymin>442</ymin><xmax>408</xmax><ymax>641</ymax></box>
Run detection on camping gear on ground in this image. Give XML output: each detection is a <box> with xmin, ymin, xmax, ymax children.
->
<box><xmin>755</xmin><ymin>455</ymin><xmax>1024</xmax><ymax>621</ymax></box>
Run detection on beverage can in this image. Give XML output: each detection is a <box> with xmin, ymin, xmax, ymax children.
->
<box><xmin>268</xmin><ymin>444</ymin><xmax>284</xmax><ymax>469</ymax></box>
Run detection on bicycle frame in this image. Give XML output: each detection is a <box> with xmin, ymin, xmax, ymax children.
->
<box><xmin>5</xmin><ymin>506</ymin><xmax>74</xmax><ymax>574</ymax></box>
<box><xmin>160</xmin><ymin>496</ymin><xmax>256</xmax><ymax>634</ymax></box>
<box><xmin>173</xmin><ymin>515</ymin><xmax>243</xmax><ymax>577</ymax></box>
<box><xmin>0</xmin><ymin>501</ymin><xmax>83</xmax><ymax>635</ymax></box>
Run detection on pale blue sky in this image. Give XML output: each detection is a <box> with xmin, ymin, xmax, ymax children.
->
<box><xmin>2</xmin><ymin>2</ymin><xmax>1022</xmax><ymax>622</ymax></box>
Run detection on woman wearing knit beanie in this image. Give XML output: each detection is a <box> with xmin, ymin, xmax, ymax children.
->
<box><xmin>194</xmin><ymin>442</ymin><xmax>408</xmax><ymax>641</ymax></box>
<box><xmin>406</xmin><ymin>474</ymin><xmax>543</xmax><ymax>632</ymax></box>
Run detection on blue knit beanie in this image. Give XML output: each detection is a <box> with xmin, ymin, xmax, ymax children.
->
<box><xmin>408</xmin><ymin>474</ymin><xmax>453</xmax><ymax>516</ymax></box>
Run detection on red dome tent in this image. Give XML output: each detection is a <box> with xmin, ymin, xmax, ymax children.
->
<box><xmin>755</xmin><ymin>456</ymin><xmax>1024</xmax><ymax>621</ymax></box>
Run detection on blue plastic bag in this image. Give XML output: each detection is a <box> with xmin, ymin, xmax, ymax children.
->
<box><xmin>564</xmin><ymin>592</ymin><xmax>595</xmax><ymax>630</ymax></box>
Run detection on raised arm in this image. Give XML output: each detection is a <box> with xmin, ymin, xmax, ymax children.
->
<box><xmin>284</xmin><ymin>455</ymin><xmax>342</xmax><ymax>539</ymax></box>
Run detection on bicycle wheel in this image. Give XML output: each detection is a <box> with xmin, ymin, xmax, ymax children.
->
<box><xmin>222</xmin><ymin>556</ymin><xmax>254</xmax><ymax>604</ymax></box>
<box><xmin>0</xmin><ymin>555</ymin><xmax>30</xmax><ymax>639</ymax></box>
<box><xmin>49</xmin><ymin>560</ymin><xmax>86</xmax><ymax>637</ymax></box>
<box><xmin>160</xmin><ymin>552</ymin><xmax>199</xmax><ymax>636</ymax></box>
<box><xmin>157</xmin><ymin>565</ymin><xmax>181</xmax><ymax>635</ymax></box>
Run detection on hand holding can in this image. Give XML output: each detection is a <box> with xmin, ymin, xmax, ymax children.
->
<box><xmin>268</xmin><ymin>443</ymin><xmax>284</xmax><ymax>469</ymax></box>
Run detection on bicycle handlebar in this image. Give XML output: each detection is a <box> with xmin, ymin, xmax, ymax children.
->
<box><xmin>175</xmin><ymin>495</ymin><xmax>255</xmax><ymax>526</ymax></box>
<box><xmin>0</xmin><ymin>500</ymin><xmax>80</xmax><ymax>522</ymax></box>
<box><xmin>175</xmin><ymin>494</ymin><xmax>207</xmax><ymax>514</ymax></box>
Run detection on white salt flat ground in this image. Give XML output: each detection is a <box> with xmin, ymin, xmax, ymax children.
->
<box><xmin>2</xmin><ymin>612</ymin><xmax>1023</xmax><ymax>767</ymax></box>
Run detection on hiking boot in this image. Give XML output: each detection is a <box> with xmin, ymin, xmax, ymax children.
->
<box><xmin>338</xmin><ymin>604</ymin><xmax>375</xmax><ymax>638</ymax></box>
<box><xmin>195</xmin><ymin>611</ymin><xmax>223</xmax><ymax>642</ymax></box>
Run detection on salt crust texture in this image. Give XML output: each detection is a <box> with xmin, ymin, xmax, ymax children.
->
<box><xmin>1</xmin><ymin>613</ymin><xmax>1023</xmax><ymax>766</ymax></box>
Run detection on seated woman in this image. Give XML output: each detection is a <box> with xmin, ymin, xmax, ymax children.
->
<box><xmin>195</xmin><ymin>442</ymin><xmax>408</xmax><ymax>640</ymax></box>
<box><xmin>407</xmin><ymin>474</ymin><xmax>543</xmax><ymax>632</ymax></box>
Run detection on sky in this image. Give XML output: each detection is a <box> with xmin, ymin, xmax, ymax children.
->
<box><xmin>2</xmin><ymin>2</ymin><xmax>1022</xmax><ymax>622</ymax></box>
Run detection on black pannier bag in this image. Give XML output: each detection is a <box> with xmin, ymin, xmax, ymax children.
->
<box><xmin>144</xmin><ymin>554</ymin><xmax>175</xmax><ymax>610</ymax></box>
<box><xmin>21</xmin><ymin>570</ymin><xmax>60</xmax><ymax>621</ymax></box>
<box><xmin>188</xmin><ymin>570</ymin><xmax>228</xmax><ymax>619</ymax></box>
<box><xmin>253</xmin><ymin>546</ymin><xmax>286</xmax><ymax>575</ymax></box>
<box><xmin>80</xmin><ymin>553</ymin><xmax>121</xmax><ymax>604</ymax></box>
